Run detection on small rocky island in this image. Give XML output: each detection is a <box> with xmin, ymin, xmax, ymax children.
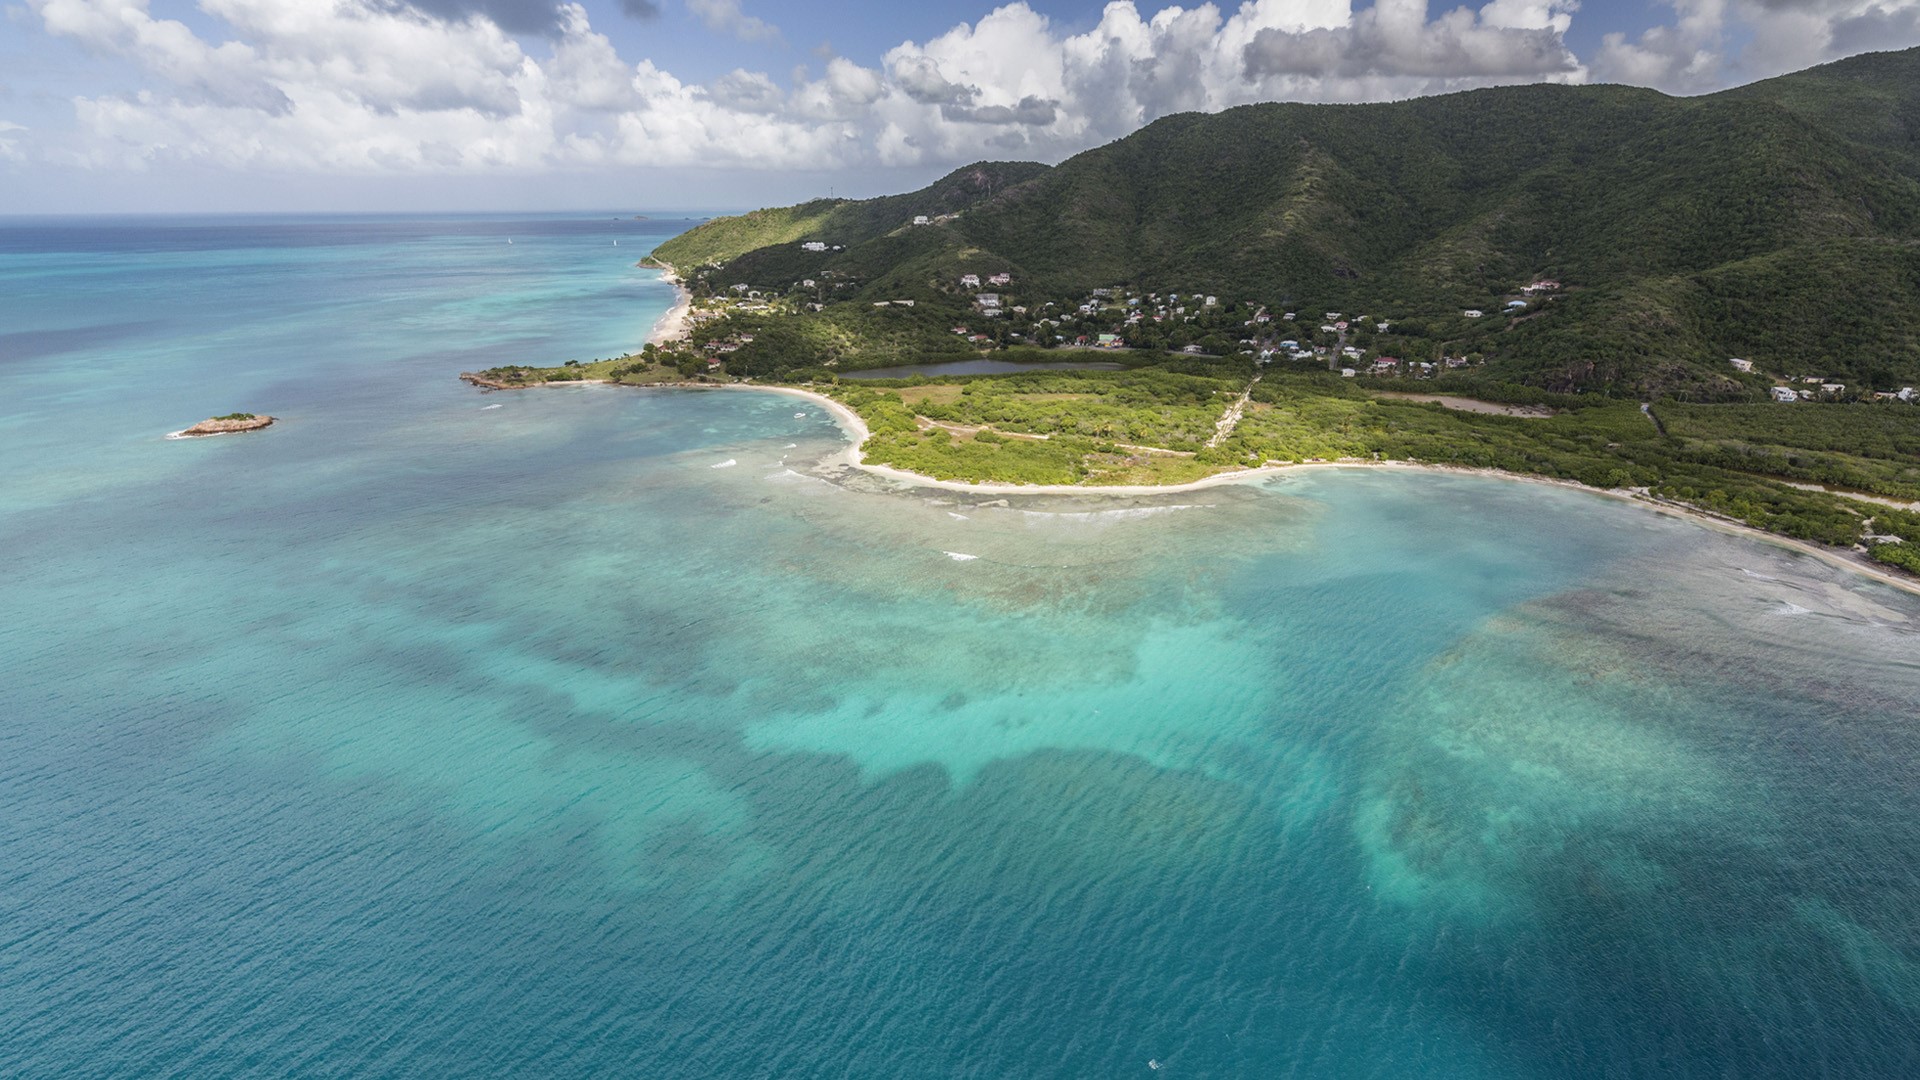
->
<box><xmin>174</xmin><ymin>413</ymin><xmax>275</xmax><ymax>437</ymax></box>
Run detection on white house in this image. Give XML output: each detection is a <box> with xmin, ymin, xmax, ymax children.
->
<box><xmin>1341</xmin><ymin>368</ymin><xmax>1356</xmax><ymax>378</ymax></box>
<box><xmin>1463</xmin><ymin>309</ymin><xmax>1484</xmax><ymax>318</ymax></box>
<box><xmin>1729</xmin><ymin>358</ymin><xmax>1753</xmax><ymax>372</ymax></box>
<box><xmin>801</xmin><ymin>241</ymin><xmax>827</xmax><ymax>252</ymax></box>
<box><xmin>1771</xmin><ymin>386</ymin><xmax>1798</xmax><ymax>402</ymax></box>
<box><xmin>1900</xmin><ymin>387</ymin><xmax>1916</xmax><ymax>401</ymax></box>
<box><xmin>1822</xmin><ymin>383</ymin><xmax>1846</xmax><ymax>394</ymax></box>
<box><xmin>976</xmin><ymin>293</ymin><xmax>1001</xmax><ymax>309</ymax></box>
<box><xmin>912</xmin><ymin>215</ymin><xmax>930</xmax><ymax>226</ymax></box>
<box><xmin>988</xmin><ymin>272</ymin><xmax>1011</xmax><ymax>286</ymax></box>
<box><xmin>960</xmin><ymin>274</ymin><xmax>981</xmax><ymax>288</ymax></box>
<box><xmin>1204</xmin><ymin>295</ymin><xmax>1218</xmax><ymax>307</ymax></box>
<box><xmin>801</xmin><ymin>278</ymin><xmax>816</xmax><ymax>288</ymax></box>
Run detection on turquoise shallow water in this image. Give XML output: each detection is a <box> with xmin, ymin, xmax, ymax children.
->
<box><xmin>4</xmin><ymin>216</ymin><xmax>1920</xmax><ymax>1077</ymax></box>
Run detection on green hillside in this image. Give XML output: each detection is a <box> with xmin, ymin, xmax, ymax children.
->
<box><xmin>657</xmin><ymin>48</ymin><xmax>1920</xmax><ymax>395</ymax></box>
<box><xmin>651</xmin><ymin>160</ymin><xmax>1049</xmax><ymax>270</ymax></box>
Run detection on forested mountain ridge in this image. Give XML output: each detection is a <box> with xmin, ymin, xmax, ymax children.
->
<box><xmin>653</xmin><ymin>48</ymin><xmax>1920</xmax><ymax>396</ymax></box>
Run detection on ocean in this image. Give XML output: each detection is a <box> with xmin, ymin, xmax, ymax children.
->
<box><xmin>3</xmin><ymin>214</ymin><xmax>1918</xmax><ymax>1078</ymax></box>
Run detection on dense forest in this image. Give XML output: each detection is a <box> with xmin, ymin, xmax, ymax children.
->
<box><xmin>654</xmin><ymin>47</ymin><xmax>1920</xmax><ymax>396</ymax></box>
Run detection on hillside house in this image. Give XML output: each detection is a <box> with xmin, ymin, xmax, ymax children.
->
<box><xmin>1463</xmin><ymin>309</ymin><xmax>1484</xmax><ymax>318</ymax></box>
<box><xmin>976</xmin><ymin>293</ymin><xmax>1001</xmax><ymax>309</ymax></box>
<box><xmin>959</xmin><ymin>274</ymin><xmax>981</xmax><ymax>288</ymax></box>
<box><xmin>913</xmin><ymin>215</ymin><xmax>929</xmax><ymax>226</ymax></box>
<box><xmin>1522</xmin><ymin>280</ymin><xmax>1561</xmax><ymax>293</ymax></box>
<box><xmin>988</xmin><ymin>273</ymin><xmax>1011</xmax><ymax>286</ymax></box>
<box><xmin>1901</xmin><ymin>388</ymin><xmax>1917</xmax><ymax>402</ymax></box>
<box><xmin>1771</xmin><ymin>386</ymin><xmax>1800</xmax><ymax>402</ymax></box>
<box><xmin>1729</xmin><ymin>358</ymin><xmax>1753</xmax><ymax>372</ymax></box>
<box><xmin>1505</xmin><ymin>300</ymin><xmax>1527</xmax><ymax>310</ymax></box>
<box><xmin>1341</xmin><ymin>368</ymin><xmax>1356</xmax><ymax>377</ymax></box>
<box><xmin>801</xmin><ymin>241</ymin><xmax>827</xmax><ymax>252</ymax></box>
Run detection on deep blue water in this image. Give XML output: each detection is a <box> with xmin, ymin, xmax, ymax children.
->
<box><xmin>3</xmin><ymin>215</ymin><xmax>1920</xmax><ymax>1078</ymax></box>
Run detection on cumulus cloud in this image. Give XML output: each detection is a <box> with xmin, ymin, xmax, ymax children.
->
<box><xmin>1242</xmin><ymin>0</ymin><xmax>1584</xmax><ymax>82</ymax></box>
<box><xmin>402</xmin><ymin>0</ymin><xmax>565</xmax><ymax>36</ymax></box>
<box><xmin>1592</xmin><ymin>0</ymin><xmax>1920</xmax><ymax>90</ymax></box>
<box><xmin>14</xmin><ymin>0</ymin><xmax>1918</xmax><ymax>182</ymax></box>
<box><xmin>687</xmin><ymin>0</ymin><xmax>779</xmax><ymax>42</ymax></box>
<box><xmin>708</xmin><ymin>68</ymin><xmax>784</xmax><ymax>113</ymax></box>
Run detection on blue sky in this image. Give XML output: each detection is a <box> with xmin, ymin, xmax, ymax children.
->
<box><xmin>2</xmin><ymin>0</ymin><xmax>1914</xmax><ymax>212</ymax></box>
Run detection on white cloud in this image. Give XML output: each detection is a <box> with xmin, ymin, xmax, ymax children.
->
<box><xmin>0</xmin><ymin>120</ymin><xmax>25</xmax><ymax>162</ymax></box>
<box><xmin>1592</xmin><ymin>0</ymin><xmax>1920</xmax><ymax>91</ymax></box>
<box><xmin>13</xmin><ymin>0</ymin><xmax>1916</xmax><ymax>184</ymax></box>
<box><xmin>686</xmin><ymin>0</ymin><xmax>780</xmax><ymax>42</ymax></box>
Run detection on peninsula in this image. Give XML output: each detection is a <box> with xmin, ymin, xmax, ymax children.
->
<box><xmin>468</xmin><ymin>47</ymin><xmax>1920</xmax><ymax>582</ymax></box>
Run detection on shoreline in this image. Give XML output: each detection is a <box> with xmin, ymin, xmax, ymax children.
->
<box><xmin>732</xmin><ymin>384</ymin><xmax>1920</xmax><ymax>599</ymax></box>
<box><xmin>481</xmin><ymin>378</ymin><xmax>1920</xmax><ymax>599</ymax></box>
<box><xmin>645</xmin><ymin>262</ymin><xmax>692</xmax><ymax>346</ymax></box>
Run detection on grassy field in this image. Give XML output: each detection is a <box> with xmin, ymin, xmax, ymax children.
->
<box><xmin>463</xmin><ymin>349</ymin><xmax>1920</xmax><ymax>572</ymax></box>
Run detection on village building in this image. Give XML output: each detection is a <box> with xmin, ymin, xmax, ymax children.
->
<box><xmin>959</xmin><ymin>274</ymin><xmax>981</xmax><ymax>288</ymax></box>
<box><xmin>1729</xmin><ymin>358</ymin><xmax>1754</xmax><ymax>372</ymax></box>
<box><xmin>800</xmin><ymin>241</ymin><xmax>827</xmax><ymax>252</ymax></box>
